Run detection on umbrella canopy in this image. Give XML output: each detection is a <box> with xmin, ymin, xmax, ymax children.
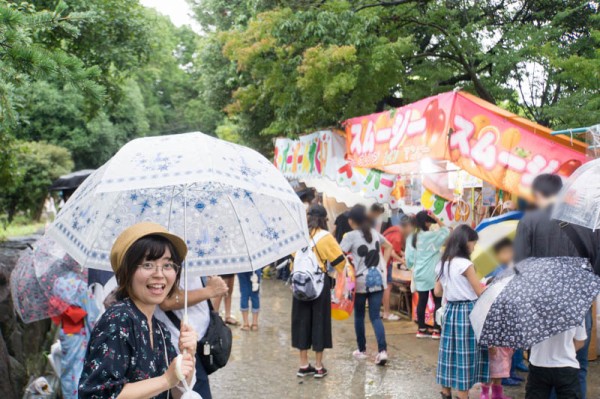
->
<box><xmin>470</xmin><ymin>257</ymin><xmax>600</xmax><ymax>349</ymax></box>
<box><xmin>553</xmin><ymin>158</ymin><xmax>600</xmax><ymax>230</ymax></box>
<box><xmin>472</xmin><ymin>220</ymin><xmax>519</xmax><ymax>278</ymax></box>
<box><xmin>47</xmin><ymin>132</ymin><xmax>309</xmax><ymax>276</ymax></box>
<box><xmin>10</xmin><ymin>237</ymin><xmax>87</xmax><ymax>323</ymax></box>
<box><xmin>50</xmin><ymin>169</ymin><xmax>95</xmax><ymax>191</ymax></box>
<box><xmin>475</xmin><ymin>211</ymin><xmax>523</xmax><ymax>232</ymax></box>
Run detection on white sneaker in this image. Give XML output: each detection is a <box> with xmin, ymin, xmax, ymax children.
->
<box><xmin>375</xmin><ymin>351</ymin><xmax>388</xmax><ymax>366</ymax></box>
<box><xmin>385</xmin><ymin>314</ymin><xmax>400</xmax><ymax>321</ymax></box>
<box><xmin>353</xmin><ymin>350</ymin><xmax>367</xmax><ymax>360</ymax></box>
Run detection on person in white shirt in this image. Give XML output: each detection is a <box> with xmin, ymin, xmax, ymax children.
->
<box><xmin>526</xmin><ymin>325</ymin><xmax>587</xmax><ymax>399</ymax></box>
<box><xmin>434</xmin><ymin>225</ymin><xmax>489</xmax><ymax>399</ymax></box>
<box><xmin>157</xmin><ymin>276</ymin><xmax>228</xmax><ymax>399</ymax></box>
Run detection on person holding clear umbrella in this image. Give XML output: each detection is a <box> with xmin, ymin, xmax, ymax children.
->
<box><xmin>79</xmin><ymin>223</ymin><xmax>198</xmax><ymax>399</ymax></box>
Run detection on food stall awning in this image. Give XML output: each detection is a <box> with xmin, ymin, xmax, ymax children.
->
<box><xmin>274</xmin><ymin>130</ymin><xmax>402</xmax><ymax>208</ymax></box>
<box><xmin>344</xmin><ymin>91</ymin><xmax>588</xmax><ymax>200</ymax></box>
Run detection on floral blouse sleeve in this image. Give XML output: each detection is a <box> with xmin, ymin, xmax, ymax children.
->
<box><xmin>78</xmin><ymin>308</ymin><xmax>135</xmax><ymax>399</ymax></box>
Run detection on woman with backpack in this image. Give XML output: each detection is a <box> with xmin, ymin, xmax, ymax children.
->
<box><xmin>292</xmin><ymin>204</ymin><xmax>347</xmax><ymax>379</ymax></box>
<box><xmin>340</xmin><ymin>205</ymin><xmax>401</xmax><ymax>366</ymax></box>
<box><xmin>405</xmin><ymin>210</ymin><xmax>449</xmax><ymax>339</ymax></box>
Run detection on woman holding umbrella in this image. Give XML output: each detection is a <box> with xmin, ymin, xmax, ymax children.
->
<box><xmin>78</xmin><ymin>223</ymin><xmax>198</xmax><ymax>398</ymax></box>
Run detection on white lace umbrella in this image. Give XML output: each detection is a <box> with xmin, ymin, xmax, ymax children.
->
<box><xmin>47</xmin><ymin>132</ymin><xmax>309</xmax><ymax>278</ymax></box>
<box><xmin>553</xmin><ymin>158</ymin><xmax>600</xmax><ymax>230</ymax></box>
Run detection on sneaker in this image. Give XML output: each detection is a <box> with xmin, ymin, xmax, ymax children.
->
<box><xmin>296</xmin><ymin>364</ymin><xmax>316</xmax><ymax>377</ymax></box>
<box><xmin>384</xmin><ymin>314</ymin><xmax>400</xmax><ymax>321</ymax></box>
<box><xmin>314</xmin><ymin>366</ymin><xmax>328</xmax><ymax>378</ymax></box>
<box><xmin>353</xmin><ymin>350</ymin><xmax>368</xmax><ymax>360</ymax></box>
<box><xmin>416</xmin><ymin>330</ymin><xmax>431</xmax><ymax>339</ymax></box>
<box><xmin>431</xmin><ymin>331</ymin><xmax>441</xmax><ymax>340</ymax></box>
<box><xmin>375</xmin><ymin>351</ymin><xmax>388</xmax><ymax>366</ymax></box>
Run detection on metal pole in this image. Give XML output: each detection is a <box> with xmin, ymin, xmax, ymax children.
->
<box><xmin>183</xmin><ymin>184</ymin><xmax>188</xmax><ymax>322</ymax></box>
<box><xmin>550</xmin><ymin>127</ymin><xmax>590</xmax><ymax>136</ymax></box>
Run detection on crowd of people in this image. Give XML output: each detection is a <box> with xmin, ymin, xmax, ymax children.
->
<box><xmin>52</xmin><ymin>172</ymin><xmax>596</xmax><ymax>399</ymax></box>
<box><xmin>290</xmin><ymin>173</ymin><xmax>597</xmax><ymax>399</ymax></box>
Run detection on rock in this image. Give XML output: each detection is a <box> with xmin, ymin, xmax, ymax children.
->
<box><xmin>0</xmin><ymin>329</ymin><xmax>16</xmax><ymax>397</ymax></box>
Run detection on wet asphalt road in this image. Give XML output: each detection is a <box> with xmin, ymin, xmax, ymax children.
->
<box><xmin>210</xmin><ymin>279</ymin><xmax>600</xmax><ymax>398</ymax></box>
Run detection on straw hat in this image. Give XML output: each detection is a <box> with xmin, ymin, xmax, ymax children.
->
<box><xmin>109</xmin><ymin>222</ymin><xmax>188</xmax><ymax>273</ymax></box>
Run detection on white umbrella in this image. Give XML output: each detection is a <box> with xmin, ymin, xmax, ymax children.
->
<box><xmin>47</xmin><ymin>132</ymin><xmax>309</xmax><ymax>318</ymax></box>
<box><xmin>553</xmin><ymin>158</ymin><xmax>600</xmax><ymax>230</ymax></box>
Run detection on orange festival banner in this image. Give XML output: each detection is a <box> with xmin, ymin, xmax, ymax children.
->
<box><xmin>344</xmin><ymin>91</ymin><xmax>588</xmax><ymax>199</ymax></box>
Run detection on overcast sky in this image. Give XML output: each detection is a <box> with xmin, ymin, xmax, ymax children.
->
<box><xmin>140</xmin><ymin>0</ymin><xmax>201</xmax><ymax>32</ymax></box>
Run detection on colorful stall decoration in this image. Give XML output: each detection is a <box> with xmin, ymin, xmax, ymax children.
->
<box><xmin>274</xmin><ymin>130</ymin><xmax>402</xmax><ymax>207</ymax></box>
<box><xmin>421</xmin><ymin>188</ymin><xmax>474</xmax><ymax>227</ymax></box>
<box><xmin>344</xmin><ymin>91</ymin><xmax>588</xmax><ymax>200</ymax></box>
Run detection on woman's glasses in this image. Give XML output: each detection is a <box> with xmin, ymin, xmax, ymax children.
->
<box><xmin>138</xmin><ymin>262</ymin><xmax>180</xmax><ymax>274</ymax></box>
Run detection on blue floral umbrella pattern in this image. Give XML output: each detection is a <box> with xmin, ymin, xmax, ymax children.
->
<box><xmin>470</xmin><ymin>257</ymin><xmax>600</xmax><ymax>349</ymax></box>
<box><xmin>47</xmin><ymin>132</ymin><xmax>309</xmax><ymax>276</ymax></box>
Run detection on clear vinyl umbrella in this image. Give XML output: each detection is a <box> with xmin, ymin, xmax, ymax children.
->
<box><xmin>553</xmin><ymin>158</ymin><xmax>600</xmax><ymax>230</ymax></box>
<box><xmin>47</xmin><ymin>132</ymin><xmax>309</xmax><ymax>318</ymax></box>
<box><xmin>10</xmin><ymin>236</ymin><xmax>87</xmax><ymax>323</ymax></box>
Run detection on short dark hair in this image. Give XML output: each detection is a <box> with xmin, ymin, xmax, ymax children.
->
<box><xmin>532</xmin><ymin>174</ymin><xmax>563</xmax><ymax>198</ymax></box>
<box><xmin>369</xmin><ymin>203</ymin><xmax>385</xmax><ymax>214</ymax></box>
<box><xmin>115</xmin><ymin>235</ymin><xmax>182</xmax><ymax>301</ymax></box>
<box><xmin>297</xmin><ymin>188</ymin><xmax>315</xmax><ymax>203</ymax></box>
<box><xmin>493</xmin><ymin>238</ymin><xmax>513</xmax><ymax>254</ymax></box>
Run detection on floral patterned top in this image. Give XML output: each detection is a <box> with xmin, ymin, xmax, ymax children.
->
<box><xmin>78</xmin><ymin>298</ymin><xmax>177</xmax><ymax>399</ymax></box>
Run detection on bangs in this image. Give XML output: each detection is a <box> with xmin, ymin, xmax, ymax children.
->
<box><xmin>128</xmin><ymin>235</ymin><xmax>182</xmax><ymax>266</ymax></box>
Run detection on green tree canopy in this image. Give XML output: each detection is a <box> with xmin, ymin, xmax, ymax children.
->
<box><xmin>189</xmin><ymin>0</ymin><xmax>600</xmax><ymax>151</ymax></box>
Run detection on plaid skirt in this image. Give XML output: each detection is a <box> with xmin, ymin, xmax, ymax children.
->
<box><xmin>436</xmin><ymin>301</ymin><xmax>489</xmax><ymax>391</ymax></box>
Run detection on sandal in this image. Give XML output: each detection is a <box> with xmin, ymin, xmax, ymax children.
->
<box><xmin>225</xmin><ymin>317</ymin><xmax>240</xmax><ymax>326</ymax></box>
<box><xmin>251</xmin><ymin>324</ymin><xmax>259</xmax><ymax>331</ymax></box>
<box><xmin>240</xmin><ymin>324</ymin><xmax>250</xmax><ymax>331</ymax></box>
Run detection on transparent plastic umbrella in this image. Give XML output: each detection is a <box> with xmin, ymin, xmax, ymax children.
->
<box><xmin>553</xmin><ymin>158</ymin><xmax>600</xmax><ymax>230</ymax></box>
<box><xmin>10</xmin><ymin>236</ymin><xmax>87</xmax><ymax>323</ymax></box>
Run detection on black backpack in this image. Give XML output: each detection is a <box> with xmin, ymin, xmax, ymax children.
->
<box><xmin>165</xmin><ymin>300</ymin><xmax>232</xmax><ymax>375</ymax></box>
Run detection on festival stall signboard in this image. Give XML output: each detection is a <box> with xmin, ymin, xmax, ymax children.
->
<box><xmin>344</xmin><ymin>91</ymin><xmax>588</xmax><ymax>200</ymax></box>
<box><xmin>274</xmin><ymin>130</ymin><xmax>402</xmax><ymax>207</ymax></box>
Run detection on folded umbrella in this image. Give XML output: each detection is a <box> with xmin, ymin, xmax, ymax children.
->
<box><xmin>470</xmin><ymin>257</ymin><xmax>600</xmax><ymax>349</ymax></box>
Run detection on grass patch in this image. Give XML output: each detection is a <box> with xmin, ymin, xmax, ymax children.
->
<box><xmin>0</xmin><ymin>222</ymin><xmax>45</xmax><ymax>241</ymax></box>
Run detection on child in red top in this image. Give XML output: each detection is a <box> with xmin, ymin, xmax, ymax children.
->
<box><xmin>381</xmin><ymin>214</ymin><xmax>414</xmax><ymax>321</ymax></box>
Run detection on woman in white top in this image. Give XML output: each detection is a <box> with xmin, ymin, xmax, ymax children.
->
<box><xmin>434</xmin><ymin>225</ymin><xmax>489</xmax><ymax>399</ymax></box>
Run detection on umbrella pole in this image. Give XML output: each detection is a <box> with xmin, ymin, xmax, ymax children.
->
<box><xmin>184</xmin><ymin>184</ymin><xmax>189</xmax><ymax>324</ymax></box>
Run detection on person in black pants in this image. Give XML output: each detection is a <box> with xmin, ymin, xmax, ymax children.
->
<box><xmin>525</xmin><ymin>324</ymin><xmax>587</xmax><ymax>399</ymax></box>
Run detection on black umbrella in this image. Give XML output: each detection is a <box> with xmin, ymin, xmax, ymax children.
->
<box><xmin>470</xmin><ymin>257</ymin><xmax>600</xmax><ymax>349</ymax></box>
<box><xmin>49</xmin><ymin>169</ymin><xmax>94</xmax><ymax>191</ymax></box>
